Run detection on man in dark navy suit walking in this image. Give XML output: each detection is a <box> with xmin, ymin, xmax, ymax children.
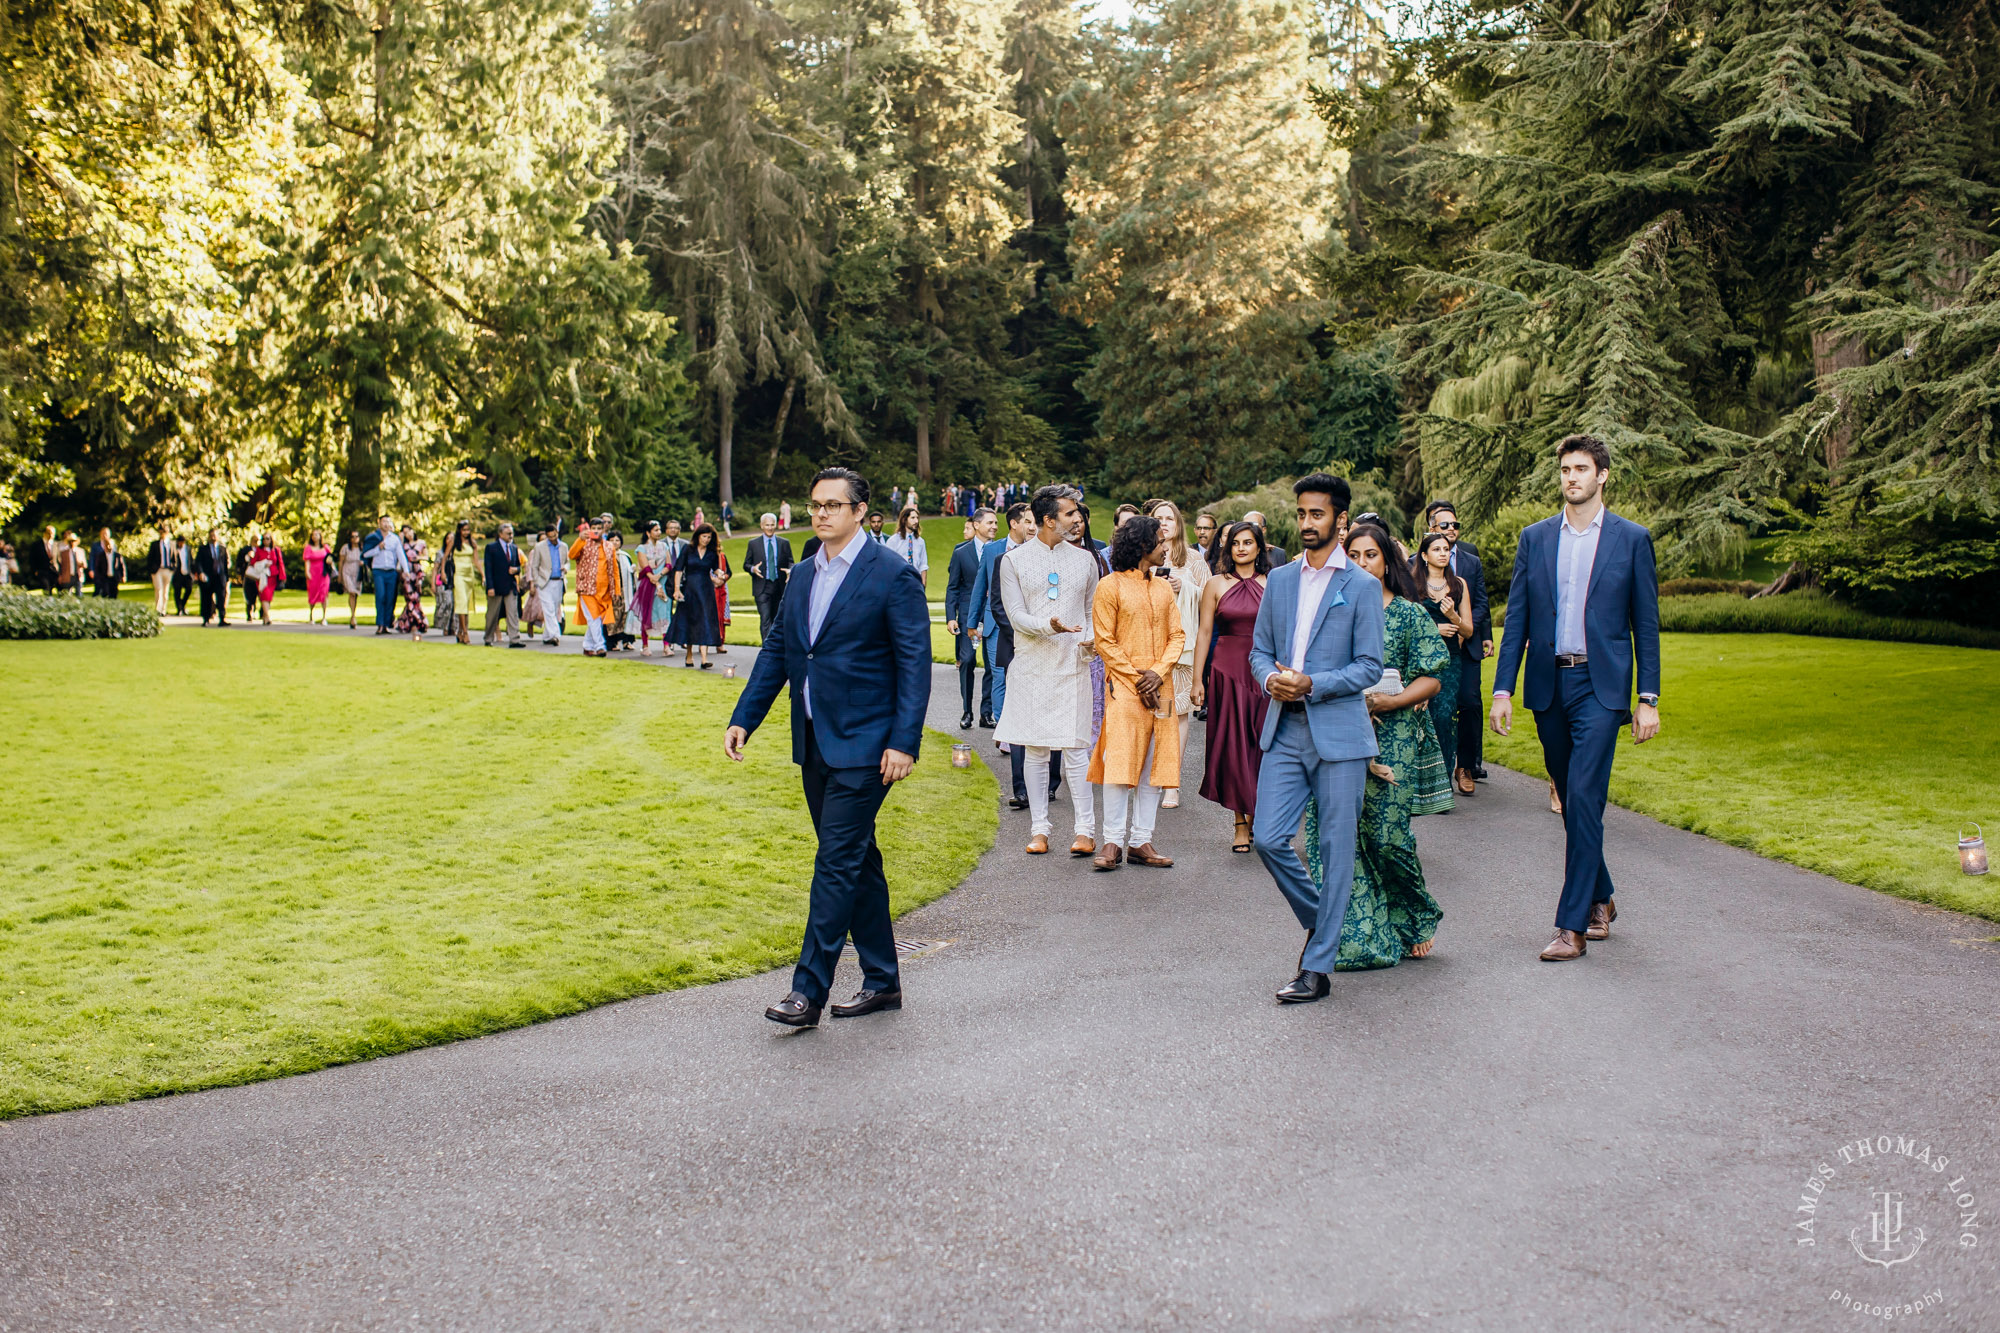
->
<box><xmin>1491</xmin><ymin>434</ymin><xmax>1662</xmax><ymax>961</ymax></box>
<box><xmin>726</xmin><ymin>467</ymin><xmax>933</xmax><ymax>1027</ymax></box>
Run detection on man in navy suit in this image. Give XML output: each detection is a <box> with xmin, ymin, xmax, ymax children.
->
<box><xmin>1248</xmin><ymin>475</ymin><xmax>1385</xmax><ymax>1003</ymax></box>
<box><xmin>726</xmin><ymin>467</ymin><xmax>932</xmax><ymax>1027</ymax></box>
<box><xmin>1491</xmin><ymin>434</ymin><xmax>1662</xmax><ymax>961</ymax></box>
<box><xmin>482</xmin><ymin>522</ymin><xmax>526</xmax><ymax>646</ymax></box>
<box><xmin>944</xmin><ymin>507</ymin><xmax>997</xmax><ymax>729</ymax></box>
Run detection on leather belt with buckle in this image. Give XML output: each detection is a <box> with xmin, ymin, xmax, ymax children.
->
<box><xmin>1280</xmin><ymin>700</ymin><xmax>1308</xmax><ymax>715</ymax></box>
<box><xmin>1555</xmin><ymin>652</ymin><xmax>1588</xmax><ymax>668</ymax></box>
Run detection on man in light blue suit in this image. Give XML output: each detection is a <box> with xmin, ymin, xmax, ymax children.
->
<box><xmin>1248</xmin><ymin>475</ymin><xmax>1386</xmax><ymax>1003</ymax></box>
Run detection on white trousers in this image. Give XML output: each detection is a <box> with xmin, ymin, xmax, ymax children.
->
<box><xmin>1102</xmin><ymin>733</ymin><xmax>1162</xmax><ymax>847</ymax></box>
<box><xmin>582</xmin><ymin>609</ymin><xmax>605</xmax><ymax>652</ymax></box>
<box><xmin>1024</xmin><ymin>745</ymin><xmax>1094</xmax><ymax>839</ymax></box>
<box><xmin>152</xmin><ymin>571</ymin><xmax>171</xmax><ymax>613</ymax></box>
<box><xmin>539</xmin><ymin>580</ymin><xmax>565</xmax><ymax>641</ymax></box>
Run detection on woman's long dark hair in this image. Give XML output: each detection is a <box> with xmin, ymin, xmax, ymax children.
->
<box><xmin>1413</xmin><ymin>531</ymin><xmax>1467</xmax><ymax>607</ymax></box>
<box><xmin>1346</xmin><ymin>521</ymin><xmax>1424</xmax><ymax>601</ymax></box>
<box><xmin>1109</xmin><ymin>514</ymin><xmax>1162</xmax><ymax>572</ymax></box>
<box><xmin>1216</xmin><ymin>521</ymin><xmax>1270</xmax><ymax>577</ymax></box>
<box><xmin>689</xmin><ymin>524</ymin><xmax>718</xmax><ymax>556</ymax></box>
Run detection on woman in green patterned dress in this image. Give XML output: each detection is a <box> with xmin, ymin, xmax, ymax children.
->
<box><xmin>1304</xmin><ymin>520</ymin><xmax>1453</xmax><ymax>967</ymax></box>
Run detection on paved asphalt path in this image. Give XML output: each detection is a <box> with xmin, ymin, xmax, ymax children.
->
<box><xmin>4</xmin><ymin>634</ymin><xmax>1998</xmax><ymax>1329</ymax></box>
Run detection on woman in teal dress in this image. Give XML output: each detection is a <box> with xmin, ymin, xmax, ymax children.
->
<box><xmin>1413</xmin><ymin>531</ymin><xmax>1474</xmax><ymax>787</ymax></box>
<box><xmin>1304</xmin><ymin>520</ymin><xmax>1453</xmax><ymax>968</ymax></box>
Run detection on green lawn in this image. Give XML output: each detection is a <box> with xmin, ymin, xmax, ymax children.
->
<box><xmin>0</xmin><ymin>631</ymin><xmax>996</xmax><ymax>1119</ymax></box>
<box><xmin>1482</xmin><ymin>633</ymin><xmax>2000</xmax><ymax>921</ymax></box>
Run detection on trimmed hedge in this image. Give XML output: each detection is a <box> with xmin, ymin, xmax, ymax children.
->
<box><xmin>1658</xmin><ymin>590</ymin><xmax>2000</xmax><ymax>649</ymax></box>
<box><xmin>0</xmin><ymin>588</ymin><xmax>160</xmax><ymax>639</ymax></box>
<box><xmin>1660</xmin><ymin>577</ymin><xmax>1761</xmax><ymax>597</ymax></box>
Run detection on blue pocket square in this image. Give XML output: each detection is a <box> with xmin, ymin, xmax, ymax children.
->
<box><xmin>1330</xmin><ymin>592</ymin><xmax>1348</xmax><ymax>607</ymax></box>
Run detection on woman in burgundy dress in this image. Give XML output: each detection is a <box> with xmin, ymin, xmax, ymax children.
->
<box><xmin>1192</xmin><ymin>520</ymin><xmax>1273</xmax><ymax>852</ymax></box>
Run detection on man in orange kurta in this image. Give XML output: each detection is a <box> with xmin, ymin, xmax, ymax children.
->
<box><xmin>1087</xmin><ymin>514</ymin><xmax>1185</xmax><ymax>869</ymax></box>
<box><xmin>569</xmin><ymin>517</ymin><xmax>615</xmax><ymax>657</ymax></box>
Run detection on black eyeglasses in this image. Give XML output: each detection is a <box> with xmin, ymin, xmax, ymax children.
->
<box><xmin>1433</xmin><ymin>520</ymin><xmax>1461</xmax><ymax>530</ymax></box>
<box><xmin>805</xmin><ymin>500</ymin><xmax>861</xmax><ymax>516</ymax></box>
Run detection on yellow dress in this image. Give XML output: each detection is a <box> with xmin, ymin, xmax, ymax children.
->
<box><xmin>1087</xmin><ymin>569</ymin><xmax>1185</xmax><ymax>789</ymax></box>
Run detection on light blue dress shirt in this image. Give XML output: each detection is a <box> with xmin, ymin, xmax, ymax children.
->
<box><xmin>802</xmin><ymin>535</ymin><xmax>863</xmax><ymax>719</ymax></box>
<box><xmin>1555</xmin><ymin>505</ymin><xmax>1604</xmax><ymax>655</ymax></box>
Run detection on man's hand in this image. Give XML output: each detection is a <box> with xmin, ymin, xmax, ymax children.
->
<box><xmin>1631</xmin><ymin>701</ymin><xmax>1660</xmax><ymax>744</ymax></box>
<box><xmin>880</xmin><ymin>748</ymin><xmax>915</xmax><ymax>784</ymax></box>
<box><xmin>946</xmin><ymin>619</ymin><xmax>960</xmax><ymax>636</ymax></box>
<box><xmin>485</xmin><ymin>587</ymin><xmax>497</xmax><ymax>597</ymax></box>
<box><xmin>970</xmin><ymin>625</ymin><xmax>982</xmax><ymax>642</ymax></box>
<box><xmin>1135</xmin><ymin>668</ymin><xmax>1163</xmax><ymax>709</ymax></box>
<box><xmin>1490</xmin><ymin>695</ymin><xmax>1513</xmax><ymax>736</ymax></box>
<box><xmin>1266</xmin><ymin>664</ymin><xmax>1313</xmax><ymax>702</ymax></box>
<box><xmin>1481</xmin><ymin>639</ymin><xmax>1494</xmax><ymax>660</ymax></box>
<box><xmin>724</xmin><ymin>725</ymin><xmax>750</xmax><ymax>762</ymax></box>
<box><xmin>1049</xmin><ymin>616</ymin><xmax>1078</xmax><ymax>635</ymax></box>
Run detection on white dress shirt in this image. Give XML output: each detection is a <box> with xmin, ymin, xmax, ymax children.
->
<box><xmin>1555</xmin><ymin>504</ymin><xmax>1605</xmax><ymax>655</ymax></box>
<box><xmin>802</xmin><ymin>534</ymin><xmax>863</xmax><ymax>719</ymax></box>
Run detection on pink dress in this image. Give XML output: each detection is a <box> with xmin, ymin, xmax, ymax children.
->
<box><xmin>303</xmin><ymin>544</ymin><xmax>330</xmax><ymax>606</ymax></box>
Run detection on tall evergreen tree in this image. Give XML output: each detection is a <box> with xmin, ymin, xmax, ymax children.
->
<box><xmin>1064</xmin><ymin>0</ymin><xmax>1338</xmax><ymax>500</ymax></box>
<box><xmin>609</xmin><ymin>0</ymin><xmax>853</xmax><ymax>506</ymax></box>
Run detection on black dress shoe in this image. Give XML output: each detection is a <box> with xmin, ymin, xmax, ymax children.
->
<box><xmin>978</xmin><ymin>714</ymin><xmax>996</xmax><ymax>728</ymax></box>
<box><xmin>830</xmin><ymin>987</ymin><xmax>902</xmax><ymax>1018</ymax></box>
<box><xmin>1473</xmin><ymin>765</ymin><xmax>1489</xmax><ymax>780</ymax></box>
<box><xmin>1008</xmin><ymin>795</ymin><xmax>1030</xmax><ymax>810</ymax></box>
<box><xmin>1276</xmin><ymin>970</ymin><xmax>1331</xmax><ymax>1004</ymax></box>
<box><xmin>764</xmin><ymin>992</ymin><xmax>823</xmax><ymax>1027</ymax></box>
<box><xmin>960</xmin><ymin>711</ymin><xmax>974</xmax><ymax>729</ymax></box>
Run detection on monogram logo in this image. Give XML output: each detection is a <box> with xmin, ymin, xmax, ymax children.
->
<box><xmin>1851</xmin><ymin>1190</ymin><xmax>1924</xmax><ymax>1268</ymax></box>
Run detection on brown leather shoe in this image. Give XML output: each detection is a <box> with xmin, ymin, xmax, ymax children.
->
<box><xmin>1127</xmin><ymin>842</ymin><xmax>1174</xmax><ymax>867</ymax></box>
<box><xmin>1454</xmin><ymin>767</ymin><xmax>1476</xmax><ymax>796</ymax></box>
<box><xmin>1069</xmin><ymin>835</ymin><xmax>1096</xmax><ymax>857</ymax></box>
<box><xmin>1025</xmin><ymin>834</ymin><xmax>1049</xmax><ymax>855</ymax></box>
<box><xmin>1093</xmin><ymin>842</ymin><xmax>1123</xmax><ymax>871</ymax></box>
<box><xmin>1548</xmin><ymin>780</ymin><xmax>1564</xmax><ymax>815</ymax></box>
<box><xmin>1539</xmin><ymin>928</ymin><xmax>1587</xmax><ymax>961</ymax></box>
<box><xmin>1585</xmin><ymin>899</ymin><xmax>1617</xmax><ymax>941</ymax></box>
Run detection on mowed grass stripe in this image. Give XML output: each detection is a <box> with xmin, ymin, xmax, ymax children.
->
<box><xmin>0</xmin><ymin>633</ymin><xmax>996</xmax><ymax>1118</ymax></box>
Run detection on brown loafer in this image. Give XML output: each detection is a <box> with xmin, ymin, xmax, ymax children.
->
<box><xmin>1093</xmin><ymin>842</ymin><xmax>1123</xmax><ymax>871</ymax></box>
<box><xmin>1539</xmin><ymin>928</ymin><xmax>1587</xmax><ymax>961</ymax></box>
<box><xmin>1069</xmin><ymin>835</ymin><xmax>1096</xmax><ymax>857</ymax></box>
<box><xmin>1585</xmin><ymin>899</ymin><xmax>1617</xmax><ymax>941</ymax></box>
<box><xmin>1025</xmin><ymin>834</ymin><xmax>1049</xmax><ymax>855</ymax></box>
<box><xmin>1127</xmin><ymin>842</ymin><xmax>1174</xmax><ymax>867</ymax></box>
<box><xmin>1454</xmin><ymin>767</ymin><xmax>1476</xmax><ymax>795</ymax></box>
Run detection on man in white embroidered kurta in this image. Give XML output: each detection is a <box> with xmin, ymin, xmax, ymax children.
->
<box><xmin>993</xmin><ymin>490</ymin><xmax>1101</xmax><ymax>849</ymax></box>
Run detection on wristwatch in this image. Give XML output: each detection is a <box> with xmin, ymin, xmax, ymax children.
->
<box><xmin>1638</xmin><ymin>693</ymin><xmax>1659</xmax><ymax>706</ymax></box>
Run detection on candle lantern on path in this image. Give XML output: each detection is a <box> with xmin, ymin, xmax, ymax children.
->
<box><xmin>723</xmin><ymin>663</ymin><xmax>736</xmax><ymax>679</ymax></box>
<box><xmin>1960</xmin><ymin>824</ymin><xmax>1988</xmax><ymax>876</ymax></box>
<box><xmin>951</xmin><ymin>743</ymin><xmax>972</xmax><ymax>769</ymax></box>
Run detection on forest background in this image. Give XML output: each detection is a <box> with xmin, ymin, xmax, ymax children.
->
<box><xmin>4</xmin><ymin>0</ymin><xmax>1996</xmax><ymax>619</ymax></box>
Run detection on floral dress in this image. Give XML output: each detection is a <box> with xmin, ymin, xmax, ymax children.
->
<box><xmin>396</xmin><ymin>559</ymin><xmax>429</xmax><ymax>633</ymax></box>
<box><xmin>1306</xmin><ymin>595</ymin><xmax>1453</xmax><ymax>968</ymax></box>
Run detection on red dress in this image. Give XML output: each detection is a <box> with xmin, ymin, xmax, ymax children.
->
<box><xmin>1198</xmin><ymin>577</ymin><xmax>1269</xmax><ymax>814</ymax></box>
<box><xmin>257</xmin><ymin>545</ymin><xmax>286</xmax><ymax>604</ymax></box>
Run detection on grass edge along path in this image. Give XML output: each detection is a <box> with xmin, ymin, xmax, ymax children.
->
<box><xmin>1481</xmin><ymin>630</ymin><xmax>2000</xmax><ymax>923</ymax></box>
<box><xmin>0</xmin><ymin>633</ymin><xmax>997</xmax><ymax>1120</ymax></box>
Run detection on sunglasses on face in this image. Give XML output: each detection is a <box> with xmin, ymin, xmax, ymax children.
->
<box><xmin>1433</xmin><ymin>520</ymin><xmax>1460</xmax><ymax>530</ymax></box>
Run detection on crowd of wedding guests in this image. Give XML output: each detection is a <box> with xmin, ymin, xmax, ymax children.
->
<box><xmin>944</xmin><ymin>482</ymin><xmax>1493</xmax><ymax>975</ymax></box>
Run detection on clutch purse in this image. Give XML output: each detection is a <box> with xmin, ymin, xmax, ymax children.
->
<box><xmin>1363</xmin><ymin>667</ymin><xmax>1403</xmax><ymax>697</ymax></box>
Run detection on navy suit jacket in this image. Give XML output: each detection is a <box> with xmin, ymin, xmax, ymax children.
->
<box><xmin>943</xmin><ymin>539</ymin><xmax>983</xmax><ymax>631</ymax></box>
<box><xmin>483</xmin><ymin>539</ymin><xmax>521</xmax><ymax>596</ymax></box>
<box><xmin>730</xmin><ymin>536</ymin><xmax>932</xmax><ymax>768</ymax></box>
<box><xmin>1492</xmin><ymin>510</ymin><xmax>1661</xmax><ymax>715</ymax></box>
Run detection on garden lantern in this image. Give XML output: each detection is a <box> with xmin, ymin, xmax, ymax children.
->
<box><xmin>1960</xmin><ymin>824</ymin><xmax>1988</xmax><ymax>876</ymax></box>
<box><xmin>951</xmin><ymin>743</ymin><xmax>973</xmax><ymax>769</ymax></box>
<box><xmin>723</xmin><ymin>663</ymin><xmax>736</xmax><ymax>679</ymax></box>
